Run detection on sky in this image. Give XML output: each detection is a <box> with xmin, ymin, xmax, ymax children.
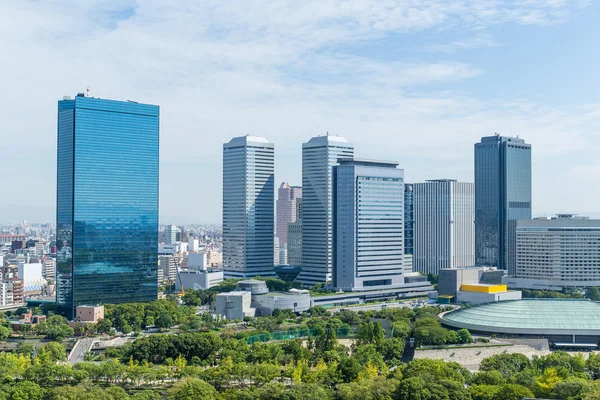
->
<box><xmin>0</xmin><ymin>0</ymin><xmax>599</xmax><ymax>224</ymax></box>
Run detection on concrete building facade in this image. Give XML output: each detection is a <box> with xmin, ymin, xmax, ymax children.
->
<box><xmin>222</xmin><ymin>136</ymin><xmax>275</xmax><ymax>278</ymax></box>
<box><xmin>332</xmin><ymin>159</ymin><xmax>405</xmax><ymax>291</ymax></box>
<box><xmin>413</xmin><ymin>180</ymin><xmax>475</xmax><ymax>275</ymax></box>
<box><xmin>505</xmin><ymin>216</ymin><xmax>600</xmax><ymax>289</ymax></box>
<box><xmin>298</xmin><ymin>135</ymin><xmax>354</xmax><ymax>286</ymax></box>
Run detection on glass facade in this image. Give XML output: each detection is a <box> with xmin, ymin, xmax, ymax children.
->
<box><xmin>475</xmin><ymin>135</ymin><xmax>531</xmax><ymax>274</ymax></box>
<box><xmin>298</xmin><ymin>136</ymin><xmax>354</xmax><ymax>286</ymax></box>
<box><xmin>332</xmin><ymin>159</ymin><xmax>405</xmax><ymax>291</ymax></box>
<box><xmin>222</xmin><ymin>136</ymin><xmax>275</xmax><ymax>278</ymax></box>
<box><xmin>56</xmin><ymin>95</ymin><xmax>159</xmax><ymax>318</ymax></box>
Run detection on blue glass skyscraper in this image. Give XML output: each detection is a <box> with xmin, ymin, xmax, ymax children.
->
<box><xmin>56</xmin><ymin>94</ymin><xmax>159</xmax><ymax>318</ymax></box>
<box><xmin>475</xmin><ymin>134</ymin><xmax>531</xmax><ymax>275</ymax></box>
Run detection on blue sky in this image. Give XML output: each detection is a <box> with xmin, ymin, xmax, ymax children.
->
<box><xmin>0</xmin><ymin>0</ymin><xmax>599</xmax><ymax>224</ymax></box>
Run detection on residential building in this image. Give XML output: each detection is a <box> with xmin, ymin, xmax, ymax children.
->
<box><xmin>413</xmin><ymin>180</ymin><xmax>475</xmax><ymax>275</ymax></box>
<box><xmin>0</xmin><ymin>281</ymin><xmax>14</xmax><ymax>307</ymax></box>
<box><xmin>42</xmin><ymin>257</ymin><xmax>56</xmax><ymax>280</ymax></box>
<box><xmin>504</xmin><ymin>215</ymin><xmax>600</xmax><ymax>289</ymax></box>
<box><xmin>475</xmin><ymin>134</ymin><xmax>532</xmax><ymax>274</ymax></box>
<box><xmin>56</xmin><ymin>94</ymin><xmax>159</xmax><ymax>318</ymax></box>
<box><xmin>159</xmin><ymin>256</ymin><xmax>177</xmax><ymax>283</ymax></box>
<box><xmin>298</xmin><ymin>135</ymin><xmax>354</xmax><ymax>286</ymax></box>
<box><xmin>332</xmin><ymin>159</ymin><xmax>405</xmax><ymax>291</ymax></box>
<box><xmin>222</xmin><ymin>136</ymin><xmax>275</xmax><ymax>278</ymax></box>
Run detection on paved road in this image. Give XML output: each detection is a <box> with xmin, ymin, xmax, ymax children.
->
<box><xmin>68</xmin><ymin>337</ymin><xmax>96</xmax><ymax>365</ymax></box>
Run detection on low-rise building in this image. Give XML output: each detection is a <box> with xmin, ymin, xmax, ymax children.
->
<box><xmin>215</xmin><ymin>291</ymin><xmax>255</xmax><ymax>320</ymax></box>
<box><xmin>75</xmin><ymin>305</ymin><xmax>105</xmax><ymax>323</ymax></box>
<box><xmin>456</xmin><ymin>283</ymin><xmax>522</xmax><ymax>305</ymax></box>
<box><xmin>505</xmin><ymin>215</ymin><xmax>600</xmax><ymax>290</ymax></box>
<box><xmin>175</xmin><ymin>269</ymin><xmax>223</xmax><ymax>291</ymax></box>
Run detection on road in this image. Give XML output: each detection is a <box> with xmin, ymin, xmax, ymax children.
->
<box><xmin>327</xmin><ymin>299</ymin><xmax>445</xmax><ymax>313</ymax></box>
<box><xmin>68</xmin><ymin>337</ymin><xmax>96</xmax><ymax>364</ymax></box>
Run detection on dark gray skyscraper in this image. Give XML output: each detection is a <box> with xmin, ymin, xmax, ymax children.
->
<box><xmin>475</xmin><ymin>134</ymin><xmax>532</xmax><ymax>275</ymax></box>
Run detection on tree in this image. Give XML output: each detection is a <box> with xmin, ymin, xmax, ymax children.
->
<box><xmin>395</xmin><ymin>377</ymin><xmax>432</xmax><ymax>400</ymax></box>
<box><xmin>480</xmin><ymin>353</ymin><xmax>531</xmax><ymax>379</ymax></box>
<box><xmin>337</xmin><ymin>376</ymin><xmax>398</xmax><ymax>400</ymax></box>
<box><xmin>492</xmin><ymin>384</ymin><xmax>534</xmax><ymax>400</ymax></box>
<box><xmin>588</xmin><ymin>286</ymin><xmax>600</xmax><ymax>301</ymax></box>
<box><xmin>167</xmin><ymin>378</ymin><xmax>217</xmax><ymax>400</ymax></box>
<box><xmin>468</xmin><ymin>384</ymin><xmax>501</xmax><ymax>400</ymax></box>
<box><xmin>472</xmin><ymin>370</ymin><xmax>506</xmax><ymax>386</ymax></box>
<box><xmin>96</xmin><ymin>318</ymin><xmax>113</xmax><ymax>334</ymax></box>
<box><xmin>40</xmin><ymin>342</ymin><xmax>67</xmax><ymax>362</ymax></box>
<box><xmin>551</xmin><ymin>378</ymin><xmax>593</xmax><ymax>400</ymax></box>
<box><xmin>0</xmin><ymin>325</ymin><xmax>10</xmax><ymax>340</ymax></box>
<box><xmin>9</xmin><ymin>381</ymin><xmax>45</xmax><ymax>400</ymax></box>
<box><xmin>457</xmin><ymin>329</ymin><xmax>472</xmax><ymax>344</ymax></box>
<box><xmin>155</xmin><ymin>313</ymin><xmax>174</xmax><ymax>330</ymax></box>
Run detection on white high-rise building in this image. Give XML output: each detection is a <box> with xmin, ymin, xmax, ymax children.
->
<box><xmin>223</xmin><ymin>136</ymin><xmax>275</xmax><ymax>278</ymax></box>
<box><xmin>413</xmin><ymin>179</ymin><xmax>475</xmax><ymax>275</ymax></box>
<box><xmin>333</xmin><ymin>159</ymin><xmax>405</xmax><ymax>291</ymax></box>
<box><xmin>297</xmin><ymin>135</ymin><xmax>354</xmax><ymax>286</ymax></box>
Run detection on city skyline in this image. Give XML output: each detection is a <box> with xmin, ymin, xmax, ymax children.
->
<box><xmin>2</xmin><ymin>2</ymin><xmax>600</xmax><ymax>224</ymax></box>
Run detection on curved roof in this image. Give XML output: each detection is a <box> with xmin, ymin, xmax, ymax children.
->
<box><xmin>440</xmin><ymin>299</ymin><xmax>600</xmax><ymax>336</ymax></box>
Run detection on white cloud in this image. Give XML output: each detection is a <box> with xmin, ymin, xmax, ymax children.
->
<box><xmin>0</xmin><ymin>0</ymin><xmax>596</xmax><ymax>223</ymax></box>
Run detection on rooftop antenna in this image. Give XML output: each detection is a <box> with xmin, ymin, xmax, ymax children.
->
<box><xmin>86</xmin><ymin>86</ymin><xmax>90</xmax><ymax>97</ymax></box>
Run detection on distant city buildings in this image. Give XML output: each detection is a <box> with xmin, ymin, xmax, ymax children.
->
<box><xmin>287</xmin><ymin>198</ymin><xmax>303</xmax><ymax>266</ymax></box>
<box><xmin>505</xmin><ymin>215</ymin><xmax>600</xmax><ymax>290</ymax></box>
<box><xmin>298</xmin><ymin>135</ymin><xmax>354</xmax><ymax>286</ymax></box>
<box><xmin>165</xmin><ymin>225</ymin><xmax>178</xmax><ymax>245</ymax></box>
<box><xmin>475</xmin><ymin>134</ymin><xmax>532</xmax><ymax>275</ymax></box>
<box><xmin>222</xmin><ymin>136</ymin><xmax>275</xmax><ymax>278</ymax></box>
<box><xmin>56</xmin><ymin>94</ymin><xmax>159</xmax><ymax>318</ymax></box>
<box><xmin>413</xmin><ymin>180</ymin><xmax>475</xmax><ymax>275</ymax></box>
<box><xmin>332</xmin><ymin>159</ymin><xmax>405</xmax><ymax>291</ymax></box>
<box><xmin>276</xmin><ymin>183</ymin><xmax>302</xmax><ymax>265</ymax></box>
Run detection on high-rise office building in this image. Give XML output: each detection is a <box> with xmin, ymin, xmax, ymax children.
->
<box><xmin>404</xmin><ymin>183</ymin><xmax>414</xmax><ymax>273</ymax></box>
<box><xmin>287</xmin><ymin>201</ymin><xmax>303</xmax><ymax>266</ymax></box>
<box><xmin>165</xmin><ymin>225</ymin><xmax>178</xmax><ymax>245</ymax></box>
<box><xmin>56</xmin><ymin>94</ymin><xmax>159</xmax><ymax>318</ymax></box>
<box><xmin>276</xmin><ymin>183</ymin><xmax>302</xmax><ymax>262</ymax></box>
<box><xmin>332</xmin><ymin>159</ymin><xmax>405</xmax><ymax>291</ymax></box>
<box><xmin>475</xmin><ymin>135</ymin><xmax>532</xmax><ymax>274</ymax></box>
<box><xmin>413</xmin><ymin>180</ymin><xmax>475</xmax><ymax>275</ymax></box>
<box><xmin>222</xmin><ymin>136</ymin><xmax>275</xmax><ymax>278</ymax></box>
<box><xmin>298</xmin><ymin>135</ymin><xmax>354</xmax><ymax>286</ymax></box>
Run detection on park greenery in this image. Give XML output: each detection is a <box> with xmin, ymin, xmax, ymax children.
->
<box><xmin>5</xmin><ymin>280</ymin><xmax>600</xmax><ymax>398</ymax></box>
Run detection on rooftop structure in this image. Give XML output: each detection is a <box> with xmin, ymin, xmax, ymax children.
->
<box><xmin>441</xmin><ymin>299</ymin><xmax>600</xmax><ymax>346</ymax></box>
